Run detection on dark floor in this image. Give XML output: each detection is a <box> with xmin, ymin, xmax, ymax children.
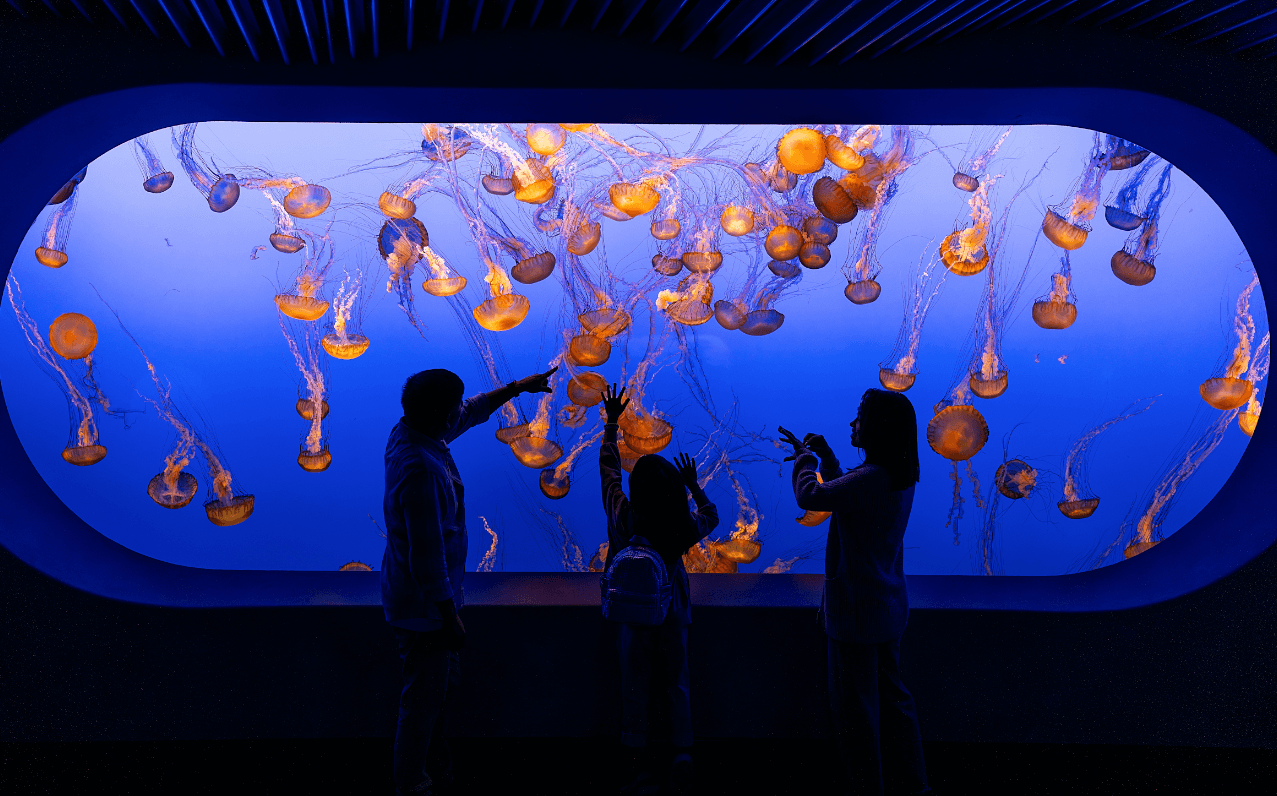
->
<box><xmin>3</xmin><ymin>737</ymin><xmax>1275</xmax><ymax>795</ymax></box>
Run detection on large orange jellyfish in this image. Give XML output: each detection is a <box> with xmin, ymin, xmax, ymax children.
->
<box><xmin>132</xmin><ymin>135</ymin><xmax>174</xmax><ymax>193</ymax></box>
<box><xmin>34</xmin><ymin>178</ymin><xmax>81</xmax><ymax>268</ymax></box>
<box><xmin>538</xmin><ymin>429</ymin><xmax>603</xmax><ymax>500</ymax></box>
<box><xmin>928</xmin><ymin>382</ymin><xmax>989</xmax><ymax>544</ymax></box>
<box><xmin>940</xmin><ymin>176</ymin><xmax>999</xmax><ymax>277</ymax></box>
<box><xmin>1058</xmin><ymin>398</ymin><xmax>1155</xmax><ymax>520</ymax></box>
<box><xmin>1110</xmin><ymin>163</ymin><xmax>1173</xmax><ymax>287</ymax></box>
<box><xmin>322</xmin><ymin>269</ymin><xmax>372</xmax><ymax>360</ymax></box>
<box><xmin>274</xmin><ymin>230</ymin><xmax>334</xmax><ymax>321</ymax></box>
<box><xmin>173</xmin><ymin>124</ymin><xmax>240</xmax><ymax>213</ymax></box>
<box><xmin>1201</xmin><ymin>274</ymin><xmax>1260</xmax><ymax>411</ymax></box>
<box><xmin>878</xmin><ymin>250</ymin><xmax>946</xmax><ymax>392</ymax></box>
<box><xmin>1032</xmin><ymin>252</ymin><xmax>1078</xmax><ymax>330</ymax></box>
<box><xmin>1041</xmin><ymin>134</ymin><xmax>1109</xmax><ymax>250</ymax></box>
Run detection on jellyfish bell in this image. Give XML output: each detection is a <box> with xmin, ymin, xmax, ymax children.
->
<box><xmin>482</xmin><ymin>174</ymin><xmax>515</xmax><ymax>195</ymax></box>
<box><xmin>270</xmin><ymin>232</ymin><xmax>306</xmax><ymax>254</ymax></box>
<box><xmin>714</xmin><ymin>300</ymin><xmax>747</xmax><ymax>330</ymax></box>
<box><xmin>953</xmin><ymin>173</ymin><xmax>980</xmax><ymax>192</ymax></box>
<box><xmin>776</xmin><ymin>127</ymin><xmax>826</xmax><ymax>175</ymax></box>
<box><xmin>495</xmin><ymin>423</ymin><xmax>531</xmax><ymax>444</ymax></box>
<box><xmin>994</xmin><ymin>459</ymin><xmax>1036</xmax><ymax>500</ymax></box>
<box><xmin>764</xmin><ymin>226</ymin><xmax>802</xmax><ymax>261</ymax></box>
<box><xmin>275</xmin><ymin>294</ymin><xmax>330</xmax><ymax>321</ymax></box>
<box><xmin>526</xmin><ymin>123</ymin><xmax>567</xmax><ymax>156</ymax></box>
<box><xmin>322</xmin><ymin>333</ymin><xmax>370</xmax><ymax>360</ymax></box>
<box><xmin>878</xmin><ymin>369</ymin><xmax>915</xmax><ymax>392</ymax></box>
<box><xmin>1240</xmin><ymin>409</ymin><xmax>1260</xmax><ymax>437</ymax></box>
<box><xmin>62</xmin><ymin>444</ymin><xmax>107</xmax><ymax>466</ymax></box>
<box><xmin>652</xmin><ymin>254</ymin><xmax>683</xmax><ymax>276</ymax></box>
<box><xmin>206</xmin><ymin>494</ymin><xmax>255</xmax><ymax>526</ymax></box>
<box><xmin>939</xmin><ymin>231</ymin><xmax>989</xmax><ymax>276</ymax></box>
<box><xmin>825</xmin><ymin>135</ymin><xmax>865</xmax><ymax>171</ymax></box>
<box><xmin>770</xmin><ymin>164</ymin><xmax>798</xmax><ymax>193</ymax></box>
<box><xmin>511</xmin><ymin>436</ymin><xmax>563</xmax><ymax>468</ymax></box>
<box><xmin>651</xmin><ymin>218</ymin><xmax>680</xmax><ymax>240</ymax></box>
<box><xmin>539</xmin><ymin>467</ymin><xmax>570</xmax><ymax>499</ymax></box>
<box><xmin>740</xmin><ymin>309</ymin><xmax>784</xmax><ymax>336</ymax></box>
<box><xmin>682</xmin><ymin>251</ymin><xmax>723</xmax><ymax>275</ymax></box>
<box><xmin>1110</xmin><ymin>251</ymin><xmax>1155</xmax><ymax>287</ymax></box>
<box><xmin>1104</xmin><ymin>205</ymin><xmax>1145</xmax><ymax>231</ymax></box>
<box><xmin>566</xmin><ymin>221</ymin><xmax>602</xmax><ymax>256</ymax></box>
<box><xmin>618</xmin><ymin>417</ymin><xmax>673</xmax><ymax>455</ymax></box>
<box><xmin>720</xmin><ymin>205</ymin><xmax>755</xmax><ymax>237</ymax></box>
<box><xmin>1042</xmin><ymin>209</ymin><xmax>1088</xmax><ymax>250</ymax></box>
<box><xmin>379</xmin><ymin>191</ymin><xmax>417</xmax><ymax>219</ymax></box>
<box><xmin>147</xmin><ymin>471</ymin><xmax>199</xmax><ymax>509</ymax></box>
<box><xmin>35</xmin><ymin>247</ymin><xmax>68</xmax><ymax>268</ymax></box>
<box><xmin>580</xmin><ymin>306</ymin><xmax>631</xmax><ymax>337</ymax></box>
<box><xmin>1124</xmin><ymin>539</ymin><xmax>1159</xmax><ymax>558</ymax></box>
<box><xmin>1058</xmin><ymin>497</ymin><xmax>1100</xmax><ymax>519</ymax></box>
<box><xmin>512</xmin><ymin>159</ymin><xmax>556</xmax><ymax>204</ymax></box>
<box><xmin>48</xmin><ymin>313</ymin><xmax>97</xmax><ymax>360</ymax></box>
<box><xmin>1032</xmin><ymin>299</ymin><xmax>1077</xmax><ymax>330</ymax></box>
<box><xmin>1110</xmin><ymin>145</ymin><xmax>1151</xmax><ymax>171</ymax></box>
<box><xmin>207</xmin><ymin>173</ymin><xmax>241</xmax><ymax>213</ymax></box>
<box><xmin>423</xmin><ymin>276</ymin><xmax>467</xmax><ymax>297</ymax></box>
<box><xmin>473</xmin><ymin>294</ymin><xmax>531</xmax><ymax>332</ymax></box>
<box><xmin>283</xmin><ymin>184</ymin><xmax>331</xmax><ymax>219</ymax></box>
<box><xmin>377</xmin><ymin>217</ymin><xmax>429</xmax><ymax>261</ymax></box>
<box><xmin>926</xmin><ymin>405</ymin><xmax>989</xmax><ymax>461</ymax></box>
<box><xmin>143</xmin><ymin>172</ymin><xmax>175</xmax><ymax>193</ymax></box>
<box><xmin>770</xmin><ymin>260</ymin><xmax>800</xmax><ymax>279</ymax></box>
<box><xmin>812</xmin><ymin>177</ymin><xmax>859</xmax><ymax>224</ymax></box>
<box><xmin>340</xmin><ymin>561</ymin><xmax>374</xmax><ymax>571</ymax></box>
<box><xmin>296</xmin><ymin>398</ymin><xmax>331</xmax><ymax>420</ymax></box>
<box><xmin>568</xmin><ymin>333</ymin><xmax>611</xmax><ymax>367</ymax></box>
<box><xmin>511</xmin><ymin>252</ymin><xmax>556</xmax><ymax>284</ymax></box>
<box><xmin>719</xmin><ymin>536</ymin><xmax>762</xmax><ymax>564</ymax></box>
<box><xmin>596</xmin><ymin>201</ymin><xmax>632</xmax><ymax>222</ymax></box>
<box><xmin>1200</xmin><ymin>377</ymin><xmax>1254</xmax><ymax>410</ymax></box>
<box><xmin>609</xmin><ymin>182</ymin><xmax>660</xmax><ymax>217</ymax></box>
<box><xmin>799</xmin><ymin>241</ymin><xmax>832</xmax><ymax>269</ymax></box>
<box><xmin>969</xmin><ymin>372</ymin><xmax>1009</xmax><ymax>400</ymax></box>
<box><xmin>846</xmin><ymin>280</ymin><xmax>882</xmax><ymax>305</ymax></box>
<box><xmin>802</xmin><ymin>216</ymin><xmax>838</xmax><ymax>246</ymax></box>
<box><xmin>298</xmin><ymin>448</ymin><xmax>333</xmax><ymax>472</ymax></box>
<box><xmin>560</xmin><ymin>123</ymin><xmax>591</xmax><ymax>131</ymax></box>
<box><xmin>49</xmin><ymin>168</ymin><xmax>86</xmax><ymax>205</ymax></box>
<box><xmin>567</xmin><ymin>372</ymin><xmax>608</xmax><ymax>407</ymax></box>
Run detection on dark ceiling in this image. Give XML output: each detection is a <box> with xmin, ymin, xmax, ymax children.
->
<box><xmin>3</xmin><ymin>0</ymin><xmax>1276</xmax><ymax>66</ymax></box>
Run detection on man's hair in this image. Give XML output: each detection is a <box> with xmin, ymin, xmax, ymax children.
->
<box><xmin>857</xmin><ymin>388</ymin><xmax>921</xmax><ymax>491</ymax></box>
<box><xmin>401</xmin><ymin>369</ymin><xmax>465</xmax><ymax>426</ymax></box>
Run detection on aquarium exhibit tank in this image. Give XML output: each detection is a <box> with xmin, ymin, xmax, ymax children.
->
<box><xmin>1</xmin><ymin>122</ymin><xmax>1264</xmax><ymax>576</ymax></box>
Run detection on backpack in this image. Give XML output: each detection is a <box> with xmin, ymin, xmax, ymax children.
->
<box><xmin>600</xmin><ymin>535</ymin><xmax>672</xmax><ymax>626</ymax></box>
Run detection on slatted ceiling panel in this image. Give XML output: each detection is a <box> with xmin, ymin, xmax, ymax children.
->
<box><xmin>737</xmin><ymin>0</ymin><xmax>829</xmax><ymax>64</ymax></box>
<box><xmin>1188</xmin><ymin>4</ymin><xmax>1277</xmax><ymax>45</ymax></box>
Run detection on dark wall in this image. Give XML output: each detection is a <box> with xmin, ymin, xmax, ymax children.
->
<box><xmin>2</xmin><ymin>19</ymin><xmax>1276</xmax><ymax>747</ymax></box>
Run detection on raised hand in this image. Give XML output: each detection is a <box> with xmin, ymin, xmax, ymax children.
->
<box><xmin>778</xmin><ymin>425</ymin><xmax>809</xmax><ymax>462</ymax></box>
<box><xmin>518</xmin><ymin>366</ymin><xmax>558</xmax><ymax>394</ymax></box>
<box><xmin>803</xmin><ymin>433</ymin><xmax>834</xmax><ymax>460</ymax></box>
<box><xmin>674</xmin><ymin>452</ymin><xmax>698</xmax><ymax>490</ymax></box>
<box><xmin>602</xmin><ymin>383</ymin><xmax>629</xmax><ymax>425</ymax></box>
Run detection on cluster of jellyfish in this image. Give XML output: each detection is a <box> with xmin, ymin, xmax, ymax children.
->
<box><xmin>11</xmin><ymin>120</ymin><xmax>1265</xmax><ymax>574</ymax></box>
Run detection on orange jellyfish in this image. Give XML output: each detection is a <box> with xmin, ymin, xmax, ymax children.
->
<box><xmin>928</xmin><ymin>383</ymin><xmax>989</xmax><ymax>544</ymax></box>
<box><xmin>476</xmin><ymin>516</ymin><xmax>502</xmax><ymax>572</ymax></box>
<box><xmin>283</xmin><ymin>182</ymin><xmax>331</xmax><ymax>219</ymax></box>
<box><xmin>474</xmin><ymin>259</ymin><xmax>530</xmax><ymax>332</ymax></box>
<box><xmin>34</xmin><ymin>179</ymin><xmax>80</xmax><ymax>268</ymax></box>
<box><xmin>1105</xmin><ymin>135</ymin><xmax>1151</xmax><ymax>171</ymax></box>
<box><xmin>512</xmin><ymin>158</ymin><xmax>556</xmax><ymax>205</ymax></box>
<box><xmin>1110</xmin><ymin>163</ymin><xmax>1173</xmax><ymax>287</ymax></box>
<box><xmin>340</xmin><ymin>561</ymin><xmax>374</xmax><ymax>571</ymax></box>
<box><xmin>940</xmin><ymin>176</ymin><xmax>998</xmax><ymax>276</ymax></box>
<box><xmin>1032</xmin><ymin>252</ymin><xmax>1078</xmax><ymax>330</ymax></box>
<box><xmin>1041</xmin><ymin>135</ymin><xmax>1109</xmax><ymax>250</ymax></box>
<box><xmin>509</xmin><ymin>367</ymin><xmax>565</xmax><ymax>468</ymax></box>
<box><xmin>841</xmin><ymin>180</ymin><xmax>901</xmax><ymax>303</ymax></box>
<box><xmin>569</xmin><ymin>301</ymin><xmax>631</xmax><ymax>367</ymax></box>
<box><xmin>417</xmin><ymin>244</ymin><xmax>467</xmax><ymax>297</ymax></box>
<box><xmin>878</xmin><ymin>251</ymin><xmax>946</xmax><ymax>392</ymax></box>
<box><xmin>716</xmin><ymin>471</ymin><xmax>763</xmax><ymax>564</ymax></box>
<box><xmin>1058</xmin><ymin>398</ymin><xmax>1155</xmax><ymax>520</ymax></box>
<box><xmin>280</xmin><ymin>313</ymin><xmax>333</xmax><ymax>473</ymax></box>
<box><xmin>539</xmin><ymin>429</ymin><xmax>603</xmax><ymax>500</ymax></box>
<box><xmin>567</xmin><ymin>371</ymin><xmax>608</xmax><ymax>407</ymax></box>
<box><xmin>527</xmin><ymin>123</ymin><xmax>568</xmax><ymax>156</ymax></box>
<box><xmin>777</xmin><ymin>127</ymin><xmax>827</xmax><ymax>175</ymax></box>
<box><xmin>1201</xmin><ymin>273</ymin><xmax>1260</xmax><ymax>410</ymax></box>
<box><xmin>378</xmin><ymin>216</ymin><xmax>431</xmax><ymax>336</ymax></box>
<box><xmin>563</xmin><ymin>203</ymin><xmax>603</xmax><ymax>256</ymax></box>
<box><xmin>796</xmin><ymin>472</ymin><xmax>832</xmax><ymax>527</ymax></box>
<box><xmin>739</xmin><ymin>289</ymin><xmax>785</xmax><ymax>337</ymax></box>
<box><xmin>274</xmin><ymin>231</ymin><xmax>334</xmax><ymax>321</ymax></box>
<box><xmin>264</xmin><ymin>190</ymin><xmax>306</xmax><ymax>254</ymax></box>
<box><xmin>720</xmin><ymin>203</ymin><xmax>755</xmax><ymax>237</ymax></box>
<box><xmin>378</xmin><ymin>170</ymin><xmax>435</xmax><ymax>219</ymax></box>
<box><xmin>48</xmin><ymin>165</ymin><xmax>87</xmax><ymax>205</ymax></box>
<box><xmin>658</xmin><ymin>275</ymin><xmax>714</xmax><ymax>326</ymax></box>
<box><xmin>824</xmin><ymin>125</ymin><xmax>875</xmax><ymax>172</ymax></box>
<box><xmin>610</xmin><ymin>181</ymin><xmax>661</xmax><ymax>218</ymax></box>
<box><xmin>322</xmin><ymin>269</ymin><xmax>372</xmax><ymax>360</ymax></box>
<box><xmin>132</xmin><ymin>136</ymin><xmax>174</xmax><ymax>193</ymax></box>
<box><xmin>948</xmin><ymin>126</ymin><xmax>1011</xmax><ymax>193</ymax></box>
<box><xmin>173</xmin><ymin>124</ymin><xmax>240</xmax><ymax>212</ymax></box>
<box><xmin>681</xmin><ymin>218</ymin><xmax>724</xmax><ymax>276</ymax></box>
<box><xmin>1239</xmin><ymin>333</ymin><xmax>1270</xmax><ymax>437</ymax></box>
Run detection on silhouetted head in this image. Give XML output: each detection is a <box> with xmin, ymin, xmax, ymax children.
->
<box><xmin>628</xmin><ymin>453</ymin><xmax>694</xmax><ymax>550</ymax></box>
<box><xmin>854</xmin><ymin>388</ymin><xmax>920</xmax><ymax>491</ymax></box>
<box><xmin>401</xmin><ymin>369</ymin><xmax>464</xmax><ymax>438</ymax></box>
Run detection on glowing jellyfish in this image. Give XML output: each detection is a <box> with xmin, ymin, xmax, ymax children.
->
<box><xmin>1111</xmin><ymin>163</ymin><xmax>1173</xmax><ymax>287</ymax></box>
<box><xmin>879</xmin><ymin>252</ymin><xmax>946</xmax><ymax>391</ymax></box>
<box><xmin>1041</xmin><ymin>134</ymin><xmax>1109</xmax><ymax>250</ymax></box>
<box><xmin>569</xmin><ymin>332</ymin><xmax>611</xmax><ymax>366</ymax></box>
<box><xmin>1239</xmin><ymin>334</ymin><xmax>1270</xmax><ymax>437</ymax></box>
<box><xmin>279</xmin><ymin>183</ymin><xmax>330</xmax><ymax>219</ymax></box>
<box><xmin>610</xmin><ymin>181</ymin><xmax>661</xmax><ymax>217</ymax></box>
<box><xmin>280</xmin><ymin>313</ymin><xmax>333</xmax><ymax>473</ymax></box>
<box><xmin>940</xmin><ymin>176</ymin><xmax>998</xmax><ymax>276</ymax></box>
<box><xmin>500</xmin><ymin>239</ymin><xmax>555</xmax><ymax>285</ymax></box>
<box><xmin>796</xmin><ymin>473</ymin><xmax>832</xmax><ymax>526</ymax></box>
<box><xmin>652</xmin><ymin>253</ymin><xmax>682</xmax><ymax>276</ymax></box>
<box><xmin>947</xmin><ymin>126</ymin><xmax>1011</xmax><ymax>194</ymax></box>
<box><xmin>652</xmin><ymin>218</ymin><xmax>681</xmax><ymax>240</ymax></box>
<box><xmin>173</xmin><ymin>124</ymin><xmax>240</xmax><ymax>212</ymax></box>
<box><xmin>527</xmin><ymin>123</ymin><xmax>568</xmax><ymax>156</ymax></box>
<box><xmin>812</xmin><ymin>177</ymin><xmax>859</xmax><ymax>224</ymax></box>
<box><xmin>720</xmin><ymin>205</ymin><xmax>755</xmax><ymax>237</ymax></box>
<box><xmin>1106</xmin><ymin>135</ymin><xmax>1151</xmax><ymax>171</ymax></box>
<box><xmin>1032</xmin><ymin>253</ymin><xmax>1078</xmax><ymax>330</ymax></box>
<box><xmin>379</xmin><ymin>191</ymin><xmax>417</xmax><ymax>218</ymax></box>
<box><xmin>275</xmin><ymin>231</ymin><xmax>334</xmax><ymax>321</ymax></box>
<box><xmin>716</xmin><ymin>470</ymin><xmax>762</xmax><ymax>563</ymax></box>
<box><xmin>34</xmin><ymin>178</ymin><xmax>80</xmax><ymax>268</ymax></box>
<box><xmin>824</xmin><ymin>129</ymin><xmax>869</xmax><ymax>172</ymax></box>
<box><xmin>48</xmin><ymin>313</ymin><xmax>97</xmax><ymax>359</ymax></box>
<box><xmin>567</xmin><ymin>372</ymin><xmax>608</xmax><ymax>407</ymax></box>
<box><xmin>1058</xmin><ymin>398</ymin><xmax>1154</xmax><ymax>520</ymax></box>
<box><xmin>474</xmin><ymin>270</ymin><xmax>531</xmax><ymax>332</ymax></box>
<box><xmin>566</xmin><ymin>219</ymin><xmax>603</xmax><ymax>256</ymax></box>
<box><xmin>776</xmin><ymin>128</ymin><xmax>826</xmax><ymax>175</ymax></box>
<box><xmin>538</xmin><ymin>428</ymin><xmax>603</xmax><ymax>500</ymax></box>
<box><xmin>739</xmin><ymin>296</ymin><xmax>785</xmax><ymax>336</ymax></box>
<box><xmin>512</xmin><ymin>158</ymin><xmax>556</xmax><ymax>205</ymax></box>
<box><xmin>322</xmin><ymin>270</ymin><xmax>371</xmax><ymax>360</ymax></box>
<box><xmin>764</xmin><ymin>225</ymin><xmax>802</xmax><ymax>262</ymax></box>
<box><xmin>49</xmin><ymin>166</ymin><xmax>86</xmax><ymax>205</ymax></box>
<box><xmin>928</xmin><ymin>384</ymin><xmax>989</xmax><ymax>543</ymax></box>
<box><xmin>681</xmin><ymin>219</ymin><xmax>724</xmax><ymax>275</ymax></box>
<box><xmin>1201</xmin><ymin>274</ymin><xmax>1261</xmax><ymax>410</ymax></box>
<box><xmin>509</xmin><ymin>377</ymin><xmax>564</xmax><ymax>468</ymax></box>
<box><xmin>841</xmin><ymin>180</ymin><xmax>901</xmax><ymax>304</ymax></box>
<box><xmin>421</xmin><ymin>124</ymin><xmax>474</xmax><ymax>161</ymax></box>
<box><xmin>994</xmin><ymin>459</ymin><xmax>1036</xmax><ymax>499</ymax></box>
<box><xmin>132</xmin><ymin>136</ymin><xmax>174</xmax><ymax>193</ymax></box>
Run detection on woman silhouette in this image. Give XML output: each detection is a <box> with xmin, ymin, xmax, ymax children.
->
<box><xmin>780</xmin><ymin>388</ymin><xmax>930</xmax><ymax>795</ymax></box>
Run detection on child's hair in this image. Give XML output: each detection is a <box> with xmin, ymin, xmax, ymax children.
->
<box><xmin>857</xmin><ymin>388</ymin><xmax>921</xmax><ymax>491</ymax></box>
<box><xmin>628</xmin><ymin>454</ymin><xmax>695</xmax><ymax>551</ymax></box>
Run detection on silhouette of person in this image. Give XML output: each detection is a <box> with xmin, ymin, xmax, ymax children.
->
<box><xmin>383</xmin><ymin>366</ymin><xmax>555</xmax><ymax>796</ymax></box>
<box><xmin>779</xmin><ymin>388</ymin><xmax>931</xmax><ymax>796</ymax></box>
<box><xmin>600</xmin><ymin>384</ymin><xmax>719</xmax><ymax>796</ymax></box>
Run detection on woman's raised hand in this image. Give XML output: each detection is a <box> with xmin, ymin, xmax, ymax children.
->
<box><xmin>778</xmin><ymin>425</ymin><xmax>810</xmax><ymax>462</ymax></box>
<box><xmin>803</xmin><ymin>433</ymin><xmax>834</xmax><ymax>460</ymax></box>
<box><xmin>602</xmin><ymin>384</ymin><xmax>629</xmax><ymax>425</ymax></box>
<box><xmin>674</xmin><ymin>452</ymin><xmax>698</xmax><ymax>490</ymax></box>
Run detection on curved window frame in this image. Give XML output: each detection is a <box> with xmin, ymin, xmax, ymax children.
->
<box><xmin>1</xmin><ymin>84</ymin><xmax>1273</xmax><ymax>611</ymax></box>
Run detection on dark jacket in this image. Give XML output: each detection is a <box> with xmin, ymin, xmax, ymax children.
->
<box><xmin>600</xmin><ymin>422</ymin><xmax>719</xmax><ymax>626</ymax></box>
<box><xmin>793</xmin><ymin>451</ymin><xmax>914</xmax><ymax>643</ymax></box>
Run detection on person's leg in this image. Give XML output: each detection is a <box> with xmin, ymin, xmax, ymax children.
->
<box><xmin>659</xmin><ymin>619</ymin><xmax>694</xmax><ymax>793</ymax></box>
<box><xmin>828</xmin><ymin>634</ymin><xmax>884</xmax><ymax>796</ymax></box>
<box><xmin>393</xmin><ymin>629</ymin><xmax>453</xmax><ymax>796</ymax></box>
<box><xmin>618</xmin><ymin>622</ymin><xmax>656</xmax><ymax>748</ymax></box>
<box><xmin>876</xmin><ymin>638</ymin><xmax>929</xmax><ymax>795</ymax></box>
<box><xmin>425</xmin><ymin>648</ymin><xmax>461</xmax><ymax>789</ymax></box>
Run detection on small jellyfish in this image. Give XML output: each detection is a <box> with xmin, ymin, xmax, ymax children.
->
<box><xmin>764</xmin><ymin>224</ymin><xmax>803</xmax><ymax>262</ymax></box>
<box><xmin>714</xmin><ymin>299</ymin><xmax>748</xmax><ymax>330</ymax></box>
<box><xmin>34</xmin><ymin>178</ymin><xmax>81</xmax><ymax>268</ymax></box>
<box><xmin>1239</xmin><ymin>333</ymin><xmax>1270</xmax><ymax>437</ymax></box>
<box><xmin>48</xmin><ymin>166</ymin><xmax>87</xmax><ymax>205</ymax></box>
<box><xmin>940</xmin><ymin>176</ymin><xmax>998</xmax><ymax>276</ymax></box>
<box><xmin>420</xmin><ymin>245</ymin><xmax>468</xmax><ymax>297</ymax></box>
<box><xmin>681</xmin><ymin>219</ymin><xmax>725</xmax><ymax>276</ymax></box>
<box><xmin>947</xmin><ymin>126</ymin><xmax>1011</xmax><ymax>194</ymax></box>
<box><xmin>274</xmin><ymin>231</ymin><xmax>334</xmax><ymax>321</ymax></box>
<box><xmin>473</xmin><ymin>259</ymin><xmax>531</xmax><ymax>332</ymax></box>
<box><xmin>842</xmin><ymin>180</ymin><xmax>901</xmax><ymax>303</ymax></box>
<box><xmin>878</xmin><ymin>250</ymin><xmax>946</xmax><ymax>392</ymax></box>
<box><xmin>1032</xmin><ymin>253</ymin><xmax>1078</xmax><ymax>330</ymax></box>
<box><xmin>500</xmin><ymin>237</ymin><xmax>556</xmax><ymax>285</ymax></box>
<box><xmin>994</xmin><ymin>459</ymin><xmax>1037</xmax><ymax>500</ymax></box>
<box><xmin>1103</xmin><ymin>156</ymin><xmax>1158</xmax><ymax>231</ymax></box>
<box><xmin>509</xmin><ymin>368</ymin><xmax>564</xmax><ymax>468</ymax></box>
<box><xmin>567</xmin><ymin>371</ymin><xmax>608</xmax><ymax>407</ymax></box>
<box><xmin>512</xmin><ymin>157</ymin><xmax>556</xmax><ymax>205</ymax></box>
<box><xmin>651</xmin><ymin>217</ymin><xmax>681</xmax><ymax>240</ymax></box>
<box><xmin>340</xmin><ymin>561</ymin><xmax>374</xmax><ymax>571</ymax></box>
<box><xmin>173</xmin><ymin>124</ymin><xmax>240</xmax><ymax>212</ymax></box>
<box><xmin>282</xmin><ymin>183</ymin><xmax>332</xmax><ymax>219</ymax></box>
<box><xmin>539</xmin><ymin>428</ymin><xmax>603</xmax><ymax>500</ymax></box>
<box><xmin>796</xmin><ymin>472</ymin><xmax>832</xmax><ymax>527</ymax></box>
<box><xmin>421</xmin><ymin>124</ymin><xmax>474</xmax><ymax>161</ymax></box>
<box><xmin>322</xmin><ymin>269</ymin><xmax>372</xmax><ymax>360</ymax></box>
<box><xmin>720</xmin><ymin>204</ymin><xmax>755</xmax><ymax>237</ymax></box>
<box><xmin>132</xmin><ymin>136</ymin><xmax>174</xmax><ymax>193</ymax></box>
<box><xmin>1111</xmin><ymin>163</ymin><xmax>1173</xmax><ymax>287</ymax></box>
<box><xmin>1058</xmin><ymin>398</ymin><xmax>1154</xmax><ymax>519</ymax></box>
<box><xmin>280</xmin><ymin>312</ymin><xmax>333</xmax><ymax>473</ymax></box>
<box><xmin>824</xmin><ymin>127</ymin><xmax>874</xmax><ymax>172</ymax></box>
<box><xmin>1201</xmin><ymin>273</ymin><xmax>1261</xmax><ymax>410</ymax></box>
<box><xmin>717</xmin><ymin>471</ymin><xmax>763</xmax><ymax>564</ymax></box>
<box><xmin>1041</xmin><ymin>134</ymin><xmax>1109</xmax><ymax>250</ymax></box>
<box><xmin>1105</xmin><ymin>135</ymin><xmax>1151</xmax><ymax>171</ymax></box>
<box><xmin>739</xmin><ymin>291</ymin><xmax>785</xmax><ymax>337</ymax></box>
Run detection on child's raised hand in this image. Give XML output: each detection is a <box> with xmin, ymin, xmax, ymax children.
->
<box><xmin>674</xmin><ymin>452</ymin><xmax>698</xmax><ymax>490</ymax></box>
<box><xmin>602</xmin><ymin>384</ymin><xmax>629</xmax><ymax>425</ymax></box>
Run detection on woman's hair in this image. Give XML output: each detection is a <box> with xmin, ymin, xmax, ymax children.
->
<box><xmin>857</xmin><ymin>388</ymin><xmax>921</xmax><ymax>491</ymax></box>
<box><xmin>628</xmin><ymin>454</ymin><xmax>695</xmax><ymax>551</ymax></box>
